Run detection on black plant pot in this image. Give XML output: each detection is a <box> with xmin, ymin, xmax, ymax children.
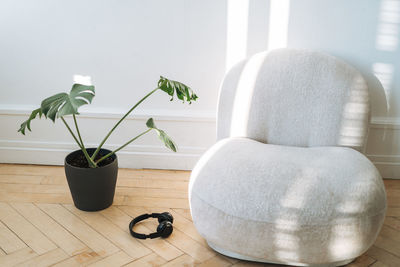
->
<box><xmin>64</xmin><ymin>148</ymin><xmax>118</xmax><ymax>211</ymax></box>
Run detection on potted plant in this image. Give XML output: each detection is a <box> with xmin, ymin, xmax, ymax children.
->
<box><xmin>18</xmin><ymin>76</ymin><xmax>197</xmax><ymax>211</ymax></box>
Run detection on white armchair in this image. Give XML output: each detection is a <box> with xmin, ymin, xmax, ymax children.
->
<box><xmin>189</xmin><ymin>49</ymin><xmax>386</xmax><ymax>266</ymax></box>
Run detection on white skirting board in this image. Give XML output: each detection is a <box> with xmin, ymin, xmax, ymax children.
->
<box><xmin>0</xmin><ymin>106</ymin><xmax>216</xmax><ymax>170</ymax></box>
<box><xmin>0</xmin><ymin>146</ymin><xmax>202</xmax><ymax>170</ymax></box>
<box><xmin>0</xmin><ymin>106</ymin><xmax>399</xmax><ymax>177</ymax></box>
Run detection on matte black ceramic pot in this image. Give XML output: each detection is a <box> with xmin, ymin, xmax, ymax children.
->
<box><xmin>65</xmin><ymin>148</ymin><xmax>118</xmax><ymax>211</ymax></box>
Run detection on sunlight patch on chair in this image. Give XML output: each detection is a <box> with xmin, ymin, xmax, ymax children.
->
<box><xmin>328</xmin><ymin>224</ymin><xmax>363</xmax><ymax>259</ymax></box>
<box><xmin>229</xmin><ymin>52</ymin><xmax>267</xmax><ymax>136</ymax></box>
<box><xmin>275</xmin><ymin>250</ymin><xmax>301</xmax><ymax>262</ymax></box>
<box><xmin>274</xmin><ymin>219</ymin><xmax>300</xmax><ymax>231</ymax></box>
<box><xmin>273</xmin><ymin>233</ymin><xmax>300</xmax><ymax>249</ymax></box>
<box><xmin>188</xmin><ymin>139</ymin><xmax>229</xmax><ymax>200</ymax></box>
<box><xmin>279</xmin><ymin>168</ymin><xmax>319</xmax><ymax>209</ymax></box>
<box><xmin>338</xmin><ymin>76</ymin><xmax>369</xmax><ymax>148</ymax></box>
<box><xmin>336</xmin><ymin>200</ymin><xmax>365</xmax><ymax>214</ymax></box>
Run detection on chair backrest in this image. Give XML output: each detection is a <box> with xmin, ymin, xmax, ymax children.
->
<box><xmin>217</xmin><ymin>48</ymin><xmax>370</xmax><ymax>151</ymax></box>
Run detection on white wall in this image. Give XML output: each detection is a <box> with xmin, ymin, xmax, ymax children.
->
<box><xmin>0</xmin><ymin>0</ymin><xmax>225</xmax><ymax>169</ymax></box>
<box><xmin>0</xmin><ymin>0</ymin><xmax>399</xmax><ymax>177</ymax></box>
<box><xmin>285</xmin><ymin>0</ymin><xmax>400</xmax><ymax>178</ymax></box>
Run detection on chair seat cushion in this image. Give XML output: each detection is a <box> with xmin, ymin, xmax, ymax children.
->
<box><xmin>189</xmin><ymin>138</ymin><xmax>386</xmax><ymax>264</ymax></box>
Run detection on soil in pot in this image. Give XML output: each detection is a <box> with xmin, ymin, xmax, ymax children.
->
<box><xmin>68</xmin><ymin>150</ymin><xmax>114</xmax><ymax>168</ymax></box>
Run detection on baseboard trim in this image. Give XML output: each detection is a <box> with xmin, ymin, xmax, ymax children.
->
<box><xmin>370</xmin><ymin>117</ymin><xmax>400</xmax><ymax>129</ymax></box>
<box><xmin>1</xmin><ymin>106</ymin><xmax>399</xmax><ymax>176</ymax></box>
<box><xmin>366</xmin><ymin>154</ymin><xmax>400</xmax><ymax>179</ymax></box>
<box><xmin>0</xmin><ymin>105</ymin><xmax>214</xmax><ymax>170</ymax></box>
<box><xmin>0</xmin><ymin>140</ymin><xmax>206</xmax><ymax>170</ymax></box>
<box><xmin>0</xmin><ymin>146</ymin><xmax>202</xmax><ymax>170</ymax></box>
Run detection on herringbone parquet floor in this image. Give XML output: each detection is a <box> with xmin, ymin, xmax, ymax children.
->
<box><xmin>0</xmin><ymin>164</ymin><xmax>399</xmax><ymax>267</ymax></box>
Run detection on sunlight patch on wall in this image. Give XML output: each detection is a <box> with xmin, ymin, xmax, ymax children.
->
<box><xmin>376</xmin><ymin>0</ymin><xmax>400</xmax><ymax>51</ymax></box>
<box><xmin>267</xmin><ymin>0</ymin><xmax>290</xmax><ymax>50</ymax></box>
<box><xmin>225</xmin><ymin>0</ymin><xmax>249</xmax><ymax>73</ymax></box>
<box><xmin>73</xmin><ymin>74</ymin><xmax>92</xmax><ymax>86</ymax></box>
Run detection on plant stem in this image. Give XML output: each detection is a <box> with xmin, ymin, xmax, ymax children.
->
<box><xmin>61</xmin><ymin>117</ymin><xmax>83</xmax><ymax>149</ymax></box>
<box><xmin>73</xmin><ymin>114</ymin><xmax>97</xmax><ymax>168</ymax></box>
<box><xmin>96</xmin><ymin>129</ymin><xmax>152</xmax><ymax>165</ymax></box>
<box><xmin>91</xmin><ymin>87</ymin><xmax>159</xmax><ymax>160</ymax></box>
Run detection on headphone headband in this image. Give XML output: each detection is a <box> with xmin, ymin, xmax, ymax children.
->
<box><xmin>129</xmin><ymin>212</ymin><xmax>174</xmax><ymax>239</ymax></box>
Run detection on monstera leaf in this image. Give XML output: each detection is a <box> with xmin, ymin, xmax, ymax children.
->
<box><xmin>146</xmin><ymin>118</ymin><xmax>177</xmax><ymax>152</ymax></box>
<box><xmin>158</xmin><ymin>76</ymin><xmax>198</xmax><ymax>104</ymax></box>
<box><xmin>18</xmin><ymin>83</ymin><xmax>95</xmax><ymax>135</ymax></box>
<box><xmin>18</xmin><ymin>108</ymin><xmax>42</xmax><ymax>135</ymax></box>
<box><xmin>41</xmin><ymin>84</ymin><xmax>95</xmax><ymax>121</ymax></box>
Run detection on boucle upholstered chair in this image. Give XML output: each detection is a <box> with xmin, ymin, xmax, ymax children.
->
<box><xmin>189</xmin><ymin>49</ymin><xmax>387</xmax><ymax>266</ymax></box>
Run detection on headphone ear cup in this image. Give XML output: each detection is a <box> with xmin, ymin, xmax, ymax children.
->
<box><xmin>157</xmin><ymin>221</ymin><xmax>173</xmax><ymax>238</ymax></box>
<box><xmin>158</xmin><ymin>212</ymin><xmax>174</xmax><ymax>224</ymax></box>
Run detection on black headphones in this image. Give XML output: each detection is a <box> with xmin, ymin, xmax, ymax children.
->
<box><xmin>129</xmin><ymin>212</ymin><xmax>174</xmax><ymax>239</ymax></box>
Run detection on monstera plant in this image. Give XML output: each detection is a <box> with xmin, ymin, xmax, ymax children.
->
<box><xmin>18</xmin><ymin>76</ymin><xmax>197</xmax><ymax>211</ymax></box>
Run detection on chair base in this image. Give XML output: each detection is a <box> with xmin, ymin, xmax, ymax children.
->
<box><xmin>207</xmin><ymin>241</ymin><xmax>355</xmax><ymax>267</ymax></box>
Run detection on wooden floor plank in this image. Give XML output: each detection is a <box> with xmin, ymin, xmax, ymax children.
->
<box><xmin>118</xmin><ymin>169</ymin><xmax>190</xmax><ymax>181</ymax></box>
<box><xmin>166</xmin><ymin>208</ymin><xmax>208</xmax><ymax>247</ymax></box>
<box><xmin>40</xmin><ymin>175</ymin><xmax>67</xmax><ymax>185</ymax></box>
<box><xmin>0</xmin><ymin>192</ymin><xmax>73</xmax><ymax>204</ymax></box>
<box><xmin>117</xmin><ymin>178</ymin><xmax>188</xmax><ymax>190</ymax></box>
<box><xmin>386</xmin><ymin>208</ymin><xmax>400</xmax><ymax>217</ymax></box>
<box><xmin>122</xmin><ymin>196</ymin><xmax>189</xmax><ymax>209</ymax></box>
<box><xmin>0</xmin><ymin>247</ymin><xmax>37</xmax><ymax>266</ymax></box>
<box><xmin>0</xmin><ymin>220</ymin><xmax>26</xmax><ymax>254</ymax></box>
<box><xmin>374</xmin><ymin>225</ymin><xmax>400</xmax><ymax>257</ymax></box>
<box><xmin>161</xmin><ymin>254</ymin><xmax>196</xmax><ymax>266</ymax></box>
<box><xmin>366</xmin><ymin>246</ymin><xmax>400</xmax><ymax>267</ymax></box>
<box><xmin>387</xmin><ymin>197</ymin><xmax>400</xmax><ymax>208</ymax></box>
<box><xmin>172</xmin><ymin>208</ymin><xmax>193</xmax><ymax>222</ymax></box>
<box><xmin>14</xmin><ymin>248</ymin><xmax>69</xmax><ymax>267</ymax></box>
<box><xmin>87</xmin><ymin>251</ymin><xmax>133</xmax><ymax>267</ymax></box>
<box><xmin>370</xmin><ymin>261</ymin><xmax>389</xmax><ymax>267</ymax></box>
<box><xmin>347</xmin><ymin>254</ymin><xmax>376</xmax><ymax>266</ymax></box>
<box><xmin>37</xmin><ymin>203</ymin><xmax>119</xmax><ymax>258</ymax></box>
<box><xmin>116</xmin><ymin>187</ymin><xmax>188</xmax><ymax>199</ymax></box>
<box><xmin>196</xmin><ymin>254</ymin><xmax>232</xmax><ymax>267</ymax></box>
<box><xmin>11</xmin><ymin>202</ymin><xmax>88</xmax><ymax>256</ymax></box>
<box><xmin>125</xmin><ymin>252</ymin><xmax>167</xmax><ymax>267</ymax></box>
<box><xmin>0</xmin><ymin>164</ymin><xmax>63</xmax><ymax>177</ymax></box>
<box><xmin>0</xmin><ymin>174</ymin><xmax>43</xmax><ymax>184</ymax></box>
<box><xmin>52</xmin><ymin>250</ymin><xmax>101</xmax><ymax>267</ymax></box>
<box><xmin>64</xmin><ymin>204</ymin><xmax>152</xmax><ymax>260</ymax></box>
<box><xmin>0</xmin><ymin>183</ymin><xmax>68</xmax><ymax>194</ymax></box>
<box><xmin>384</xmin><ymin>180</ymin><xmax>400</xmax><ymax>190</ymax></box>
<box><xmin>0</xmin><ymin>202</ymin><xmax>57</xmax><ymax>255</ymax></box>
<box><xmin>384</xmin><ymin>216</ymin><xmax>400</xmax><ymax>231</ymax></box>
